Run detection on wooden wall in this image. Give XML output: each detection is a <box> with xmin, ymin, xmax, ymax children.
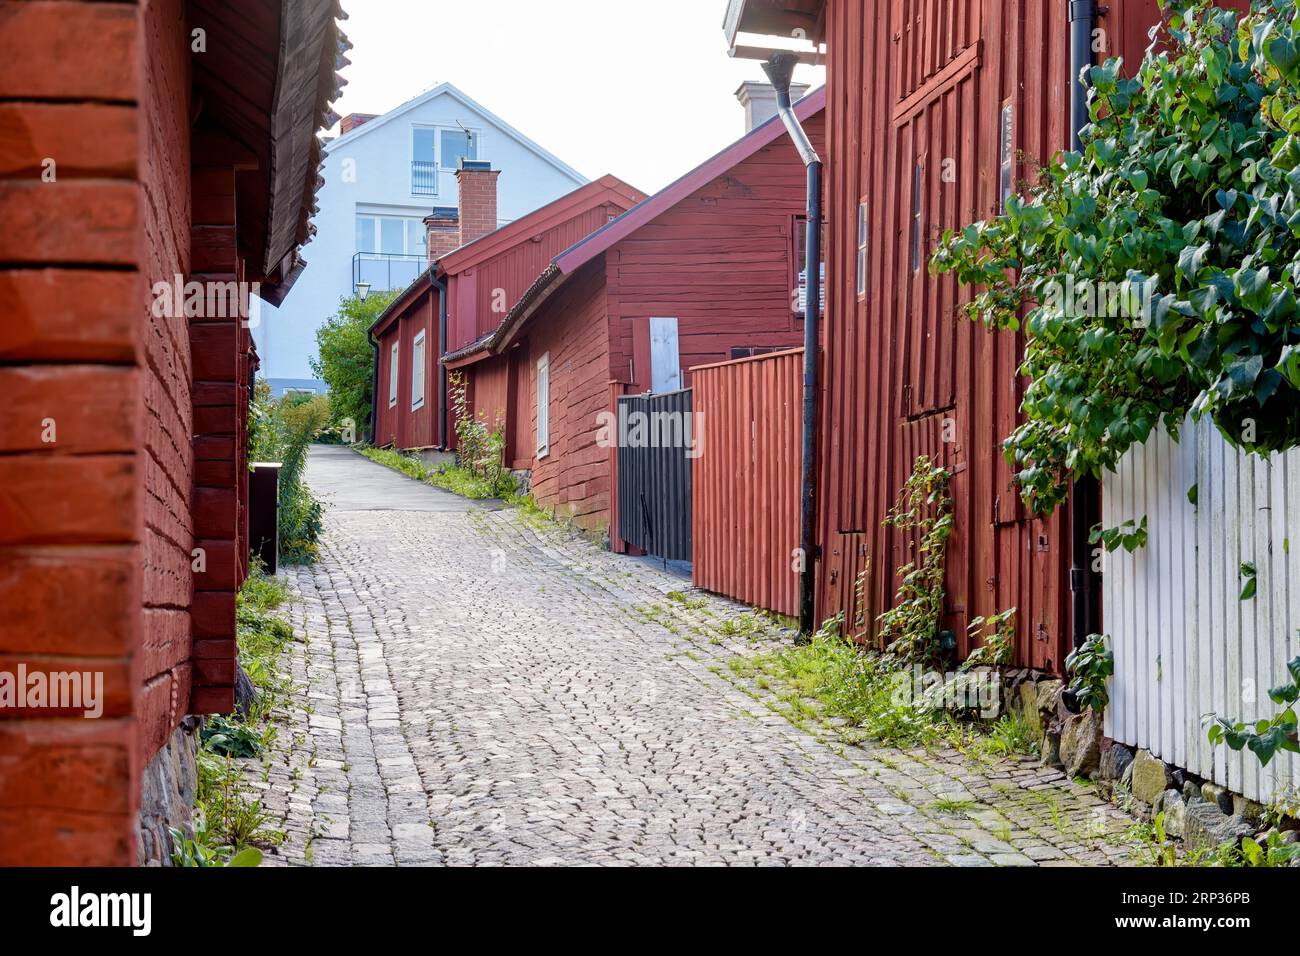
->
<box><xmin>519</xmin><ymin>260</ymin><xmax>613</xmax><ymax>530</ymax></box>
<box><xmin>605</xmin><ymin>112</ymin><xmax>825</xmax><ymax>391</ymax></box>
<box><xmin>818</xmin><ymin>0</ymin><xmax>1079</xmax><ymax>671</ymax></box>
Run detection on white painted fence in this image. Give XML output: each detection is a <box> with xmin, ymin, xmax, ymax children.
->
<box><xmin>1102</xmin><ymin>416</ymin><xmax>1300</xmax><ymax>804</ymax></box>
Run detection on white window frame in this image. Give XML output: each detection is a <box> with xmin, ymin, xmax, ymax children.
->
<box><xmin>411</xmin><ymin>330</ymin><xmax>427</xmax><ymax>411</ymax></box>
<box><xmin>388</xmin><ymin>341</ymin><xmax>399</xmax><ymax>408</ymax></box>
<box><xmin>357</xmin><ymin>214</ymin><xmax>426</xmax><ymax>257</ymax></box>
<box><xmin>536</xmin><ymin>352</ymin><xmax>550</xmax><ymax>458</ymax></box>
<box><xmin>410</xmin><ymin>124</ymin><xmax>482</xmax><ymax>196</ymax></box>
<box><xmin>856</xmin><ymin>201</ymin><xmax>868</xmax><ymax>298</ymax></box>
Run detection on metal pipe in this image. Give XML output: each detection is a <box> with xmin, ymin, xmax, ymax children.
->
<box><xmin>433</xmin><ymin>273</ymin><xmax>449</xmax><ymax>449</ymax></box>
<box><xmin>763</xmin><ymin>51</ymin><xmax>822</xmax><ymax>636</ymax></box>
<box><xmin>367</xmin><ymin>327</ymin><xmax>380</xmax><ymax>445</ymax></box>
<box><xmin>1068</xmin><ymin>0</ymin><xmax>1099</xmax><ymax>648</ymax></box>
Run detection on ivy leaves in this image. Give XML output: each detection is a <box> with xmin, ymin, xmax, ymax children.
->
<box><xmin>932</xmin><ymin>0</ymin><xmax>1300</xmax><ymax>514</ymax></box>
<box><xmin>1205</xmin><ymin>655</ymin><xmax>1300</xmax><ymax>766</ymax></box>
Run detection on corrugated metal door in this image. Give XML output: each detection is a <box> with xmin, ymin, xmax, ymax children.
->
<box><xmin>1103</xmin><ymin>416</ymin><xmax>1300</xmax><ymax>804</ymax></box>
<box><xmin>617</xmin><ymin>389</ymin><xmax>693</xmax><ymax>562</ymax></box>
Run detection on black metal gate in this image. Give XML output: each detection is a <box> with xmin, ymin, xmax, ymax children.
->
<box><xmin>617</xmin><ymin>389</ymin><xmax>693</xmax><ymax>562</ymax></box>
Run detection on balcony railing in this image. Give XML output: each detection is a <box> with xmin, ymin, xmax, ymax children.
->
<box><xmin>352</xmin><ymin>252</ymin><xmax>426</xmax><ymax>293</ymax></box>
<box><xmin>411</xmin><ymin>160</ymin><xmax>438</xmax><ymax>196</ymax></box>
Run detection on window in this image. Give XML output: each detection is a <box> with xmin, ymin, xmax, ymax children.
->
<box><xmin>856</xmin><ymin>202</ymin><xmax>868</xmax><ymax>297</ymax></box>
<box><xmin>411</xmin><ymin>331</ymin><xmax>426</xmax><ymax>410</ymax></box>
<box><xmin>536</xmin><ymin>353</ymin><xmax>550</xmax><ymax>457</ymax></box>
<box><xmin>649</xmin><ymin>317</ymin><xmax>681</xmax><ymax>393</ymax></box>
<box><xmin>389</xmin><ymin>342</ymin><xmax>399</xmax><ymax>408</ymax></box>
<box><xmin>411</xmin><ymin>125</ymin><xmax>480</xmax><ymax>194</ymax></box>
<box><xmin>440</xmin><ymin>128</ymin><xmax>477</xmax><ymax>170</ymax></box>
<box><xmin>356</xmin><ymin>215</ymin><xmax>426</xmax><ymax>257</ymax></box>
<box><xmin>999</xmin><ymin>101</ymin><xmax>1015</xmax><ymax>208</ymax></box>
<box><xmin>730</xmin><ymin>347</ymin><xmax>781</xmax><ymax>360</ymax></box>
<box><xmin>910</xmin><ymin>162</ymin><xmax>924</xmax><ymax>273</ymax></box>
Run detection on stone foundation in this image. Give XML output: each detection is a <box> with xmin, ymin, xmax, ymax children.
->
<box><xmin>136</xmin><ymin>717</ymin><xmax>201</xmax><ymax>866</ymax></box>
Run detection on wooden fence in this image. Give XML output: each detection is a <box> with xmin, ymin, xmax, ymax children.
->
<box><xmin>691</xmin><ymin>349</ymin><xmax>803</xmax><ymax>618</ymax></box>
<box><xmin>1102</xmin><ymin>415</ymin><xmax>1300</xmax><ymax>804</ymax></box>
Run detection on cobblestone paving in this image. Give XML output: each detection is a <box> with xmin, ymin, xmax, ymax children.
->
<box><xmin>247</xmin><ymin>448</ymin><xmax>1139</xmax><ymax>867</ymax></box>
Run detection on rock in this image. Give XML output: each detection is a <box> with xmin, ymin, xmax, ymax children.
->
<box><xmin>1279</xmin><ymin>814</ymin><xmax>1300</xmax><ymax>833</ymax></box>
<box><xmin>234</xmin><ymin>663</ymin><xmax>258</xmax><ymax>721</ymax></box>
<box><xmin>1171</xmin><ymin>768</ymin><xmax>1188</xmax><ymax>791</ymax></box>
<box><xmin>1040</xmin><ymin>729</ymin><xmax>1063</xmax><ymax>770</ymax></box>
<box><xmin>1233</xmin><ymin>795</ymin><xmax>1265</xmax><ymax>825</ymax></box>
<box><xmin>1120</xmin><ymin>758</ymin><xmax>1135</xmax><ymax>793</ymax></box>
<box><xmin>1282</xmin><ymin>830</ymin><xmax>1300</xmax><ymax>845</ymax></box>
<box><xmin>1036</xmin><ymin>679</ymin><xmax>1064</xmax><ymax>722</ymax></box>
<box><xmin>1060</xmin><ymin>709</ymin><xmax>1103</xmax><ymax>778</ymax></box>
<box><xmin>135</xmin><ymin>719</ymin><xmax>201</xmax><ymax>866</ymax></box>
<box><xmin>1201</xmin><ymin>782</ymin><xmax>1233</xmax><ymax>815</ymax></box>
<box><xmin>1182</xmin><ymin>780</ymin><xmax>1202</xmax><ymax>803</ymax></box>
<box><xmin>1162</xmin><ymin>790</ymin><xmax>1188</xmax><ymax>838</ymax></box>
<box><xmin>1099</xmin><ymin>743</ymin><xmax>1135</xmax><ymax>783</ymax></box>
<box><xmin>1130</xmin><ymin>751</ymin><xmax>1173</xmax><ymax>805</ymax></box>
<box><xmin>1182</xmin><ymin>802</ymin><xmax>1257</xmax><ymax>853</ymax></box>
<box><xmin>1017</xmin><ymin>681</ymin><xmax>1042</xmax><ymax>737</ymax></box>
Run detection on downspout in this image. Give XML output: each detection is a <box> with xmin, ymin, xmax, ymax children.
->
<box><xmin>1068</xmin><ymin>0</ymin><xmax>1100</xmax><ymax>650</ymax></box>
<box><xmin>367</xmin><ymin>327</ymin><xmax>380</xmax><ymax>445</ymax></box>
<box><xmin>763</xmin><ymin>52</ymin><xmax>822</xmax><ymax>636</ymax></box>
<box><xmin>433</xmin><ymin>273</ymin><xmax>448</xmax><ymax>449</ymax></box>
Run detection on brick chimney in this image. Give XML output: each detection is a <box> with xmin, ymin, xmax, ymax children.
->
<box><xmin>340</xmin><ymin>112</ymin><xmax>378</xmax><ymax>135</ymax></box>
<box><xmin>735</xmin><ymin>80</ymin><xmax>811</xmax><ymax>132</ymax></box>
<box><xmin>424</xmin><ymin>207</ymin><xmax>461</xmax><ymax>263</ymax></box>
<box><xmin>456</xmin><ymin>159</ymin><xmax>500</xmax><ymax>246</ymax></box>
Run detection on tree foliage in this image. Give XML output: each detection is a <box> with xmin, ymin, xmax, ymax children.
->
<box><xmin>310</xmin><ymin>291</ymin><xmax>399</xmax><ymax>438</ymax></box>
<box><xmin>932</xmin><ymin>0</ymin><xmax>1300</xmax><ymax>514</ymax></box>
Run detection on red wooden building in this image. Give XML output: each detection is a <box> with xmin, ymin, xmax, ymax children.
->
<box><xmin>371</xmin><ymin>173</ymin><xmax>646</xmax><ymax>453</ymax></box>
<box><xmin>445</xmin><ymin>90</ymin><xmax>826</xmax><ymax>532</ymax></box>
<box><xmin>724</xmin><ymin>0</ymin><xmax>1171</xmax><ymax>672</ymax></box>
<box><xmin>0</xmin><ymin>0</ymin><xmax>342</xmax><ymax>864</ymax></box>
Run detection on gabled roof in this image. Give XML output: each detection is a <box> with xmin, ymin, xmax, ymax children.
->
<box><xmin>438</xmin><ymin>175</ymin><xmax>646</xmax><ymax>276</ymax></box>
<box><xmin>553</xmin><ymin>86</ymin><xmax>824</xmax><ymax>275</ymax></box>
<box><xmin>487</xmin><ymin>86</ymin><xmax>826</xmax><ymax>353</ymax></box>
<box><xmin>369</xmin><ymin>174</ymin><xmax>644</xmax><ymax>339</ymax></box>
<box><xmin>324</xmin><ymin>81</ymin><xmax>588</xmax><ymax>185</ymax></box>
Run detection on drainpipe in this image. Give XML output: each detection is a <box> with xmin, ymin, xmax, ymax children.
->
<box><xmin>433</xmin><ymin>273</ymin><xmax>448</xmax><ymax>449</ymax></box>
<box><xmin>763</xmin><ymin>52</ymin><xmax>822</xmax><ymax>636</ymax></box>
<box><xmin>1068</xmin><ymin>0</ymin><xmax>1099</xmax><ymax>649</ymax></box>
<box><xmin>367</xmin><ymin>327</ymin><xmax>380</xmax><ymax>445</ymax></box>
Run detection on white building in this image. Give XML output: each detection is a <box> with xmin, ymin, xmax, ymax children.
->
<box><xmin>254</xmin><ymin>82</ymin><xmax>587</xmax><ymax>394</ymax></box>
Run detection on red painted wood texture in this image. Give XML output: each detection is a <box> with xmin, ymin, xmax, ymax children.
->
<box><xmin>692</xmin><ymin>349</ymin><xmax>804</xmax><ymax>618</ymax></box>
<box><xmin>816</xmin><ymin>0</ymin><xmax>1180</xmax><ymax>672</ymax></box>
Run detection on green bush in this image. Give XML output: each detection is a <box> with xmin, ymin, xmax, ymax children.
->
<box><xmin>249</xmin><ymin>383</ymin><xmax>328</xmax><ymax>564</ymax></box>
<box><xmin>311</xmin><ymin>291</ymin><xmax>399</xmax><ymax>441</ymax></box>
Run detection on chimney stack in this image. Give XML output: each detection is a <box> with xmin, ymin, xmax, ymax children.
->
<box><xmin>424</xmin><ymin>207</ymin><xmax>461</xmax><ymax>264</ymax></box>
<box><xmin>735</xmin><ymin>80</ymin><xmax>811</xmax><ymax>132</ymax></box>
<box><xmin>340</xmin><ymin>112</ymin><xmax>379</xmax><ymax>135</ymax></box>
<box><xmin>455</xmin><ymin>159</ymin><xmax>500</xmax><ymax>246</ymax></box>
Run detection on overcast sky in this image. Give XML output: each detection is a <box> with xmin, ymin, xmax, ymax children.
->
<box><xmin>330</xmin><ymin>0</ymin><xmax>825</xmax><ymax>194</ymax></box>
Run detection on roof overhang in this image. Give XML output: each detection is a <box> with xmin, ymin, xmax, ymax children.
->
<box><xmin>723</xmin><ymin>0</ymin><xmax>827</xmax><ymax>58</ymax></box>
<box><xmin>192</xmin><ymin>0</ymin><xmax>348</xmax><ymax>305</ymax></box>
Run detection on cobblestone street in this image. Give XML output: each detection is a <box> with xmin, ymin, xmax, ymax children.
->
<box><xmin>247</xmin><ymin>446</ymin><xmax>1138</xmax><ymax>866</ymax></box>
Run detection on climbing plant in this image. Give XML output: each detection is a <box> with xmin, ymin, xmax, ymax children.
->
<box><xmin>931</xmin><ymin>0</ymin><xmax>1300</xmax><ymax>516</ymax></box>
<box><xmin>960</xmin><ymin>608</ymin><xmax>1018</xmax><ymax>671</ymax></box>
<box><xmin>1205</xmin><ymin>650</ymin><xmax>1300</xmax><ymax>765</ymax></box>
<box><xmin>877</xmin><ymin>456</ymin><xmax>954</xmax><ymax>664</ymax></box>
